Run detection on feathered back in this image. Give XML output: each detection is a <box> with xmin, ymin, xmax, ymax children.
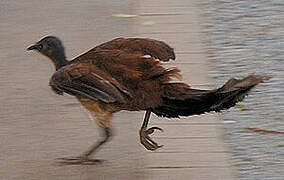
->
<box><xmin>51</xmin><ymin>38</ymin><xmax>179</xmax><ymax>110</ymax></box>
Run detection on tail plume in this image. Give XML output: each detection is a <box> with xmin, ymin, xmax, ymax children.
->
<box><xmin>152</xmin><ymin>75</ymin><xmax>267</xmax><ymax>118</ymax></box>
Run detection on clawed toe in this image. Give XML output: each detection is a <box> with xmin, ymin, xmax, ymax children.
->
<box><xmin>146</xmin><ymin>126</ymin><xmax>163</xmax><ymax>134</ymax></box>
<box><xmin>140</xmin><ymin>126</ymin><xmax>163</xmax><ymax>151</ymax></box>
<box><xmin>56</xmin><ymin>156</ymin><xmax>104</xmax><ymax>165</ymax></box>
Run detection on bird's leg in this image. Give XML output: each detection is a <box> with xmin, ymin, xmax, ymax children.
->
<box><xmin>139</xmin><ymin>110</ymin><xmax>163</xmax><ymax>151</ymax></box>
<box><xmin>81</xmin><ymin>127</ymin><xmax>111</xmax><ymax>157</ymax></box>
<box><xmin>57</xmin><ymin>111</ymin><xmax>112</xmax><ymax>165</ymax></box>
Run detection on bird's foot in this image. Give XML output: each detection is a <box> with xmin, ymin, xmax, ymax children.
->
<box><xmin>139</xmin><ymin>126</ymin><xmax>163</xmax><ymax>151</ymax></box>
<box><xmin>56</xmin><ymin>156</ymin><xmax>104</xmax><ymax>165</ymax></box>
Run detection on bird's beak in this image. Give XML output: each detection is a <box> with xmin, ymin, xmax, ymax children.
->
<box><xmin>27</xmin><ymin>44</ymin><xmax>41</xmax><ymax>51</ymax></box>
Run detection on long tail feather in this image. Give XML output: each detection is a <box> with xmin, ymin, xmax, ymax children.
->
<box><xmin>152</xmin><ymin>75</ymin><xmax>267</xmax><ymax>118</ymax></box>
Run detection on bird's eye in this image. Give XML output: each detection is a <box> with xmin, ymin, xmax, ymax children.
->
<box><xmin>38</xmin><ymin>44</ymin><xmax>43</xmax><ymax>50</ymax></box>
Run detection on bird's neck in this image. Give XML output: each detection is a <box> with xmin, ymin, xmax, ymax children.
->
<box><xmin>48</xmin><ymin>51</ymin><xmax>69</xmax><ymax>70</ymax></box>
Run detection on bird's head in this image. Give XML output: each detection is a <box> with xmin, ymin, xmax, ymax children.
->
<box><xmin>27</xmin><ymin>36</ymin><xmax>67</xmax><ymax>70</ymax></box>
<box><xmin>27</xmin><ymin>36</ymin><xmax>65</xmax><ymax>59</ymax></box>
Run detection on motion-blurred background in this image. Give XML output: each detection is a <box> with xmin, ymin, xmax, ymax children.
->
<box><xmin>0</xmin><ymin>0</ymin><xmax>283</xmax><ymax>180</ymax></box>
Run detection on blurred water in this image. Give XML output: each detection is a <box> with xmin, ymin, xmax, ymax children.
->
<box><xmin>200</xmin><ymin>0</ymin><xmax>284</xmax><ymax>179</ymax></box>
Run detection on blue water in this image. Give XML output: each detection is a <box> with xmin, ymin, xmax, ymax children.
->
<box><xmin>200</xmin><ymin>0</ymin><xmax>284</xmax><ymax>179</ymax></box>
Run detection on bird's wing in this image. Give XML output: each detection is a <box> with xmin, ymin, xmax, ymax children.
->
<box><xmin>49</xmin><ymin>63</ymin><xmax>131</xmax><ymax>103</ymax></box>
<box><xmin>93</xmin><ymin>37</ymin><xmax>175</xmax><ymax>62</ymax></box>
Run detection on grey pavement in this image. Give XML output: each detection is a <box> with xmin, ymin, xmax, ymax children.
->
<box><xmin>137</xmin><ymin>1</ymin><xmax>236</xmax><ymax>179</ymax></box>
<box><xmin>0</xmin><ymin>0</ymin><xmax>236</xmax><ymax>179</ymax></box>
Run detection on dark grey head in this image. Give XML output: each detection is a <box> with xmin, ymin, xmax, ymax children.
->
<box><xmin>27</xmin><ymin>36</ymin><xmax>68</xmax><ymax>70</ymax></box>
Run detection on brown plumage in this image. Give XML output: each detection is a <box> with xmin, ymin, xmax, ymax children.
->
<box><xmin>27</xmin><ymin>36</ymin><xmax>266</xmax><ymax>164</ymax></box>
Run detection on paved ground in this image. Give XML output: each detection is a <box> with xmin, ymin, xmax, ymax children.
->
<box><xmin>137</xmin><ymin>1</ymin><xmax>236</xmax><ymax>179</ymax></box>
<box><xmin>0</xmin><ymin>0</ymin><xmax>235</xmax><ymax>179</ymax></box>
